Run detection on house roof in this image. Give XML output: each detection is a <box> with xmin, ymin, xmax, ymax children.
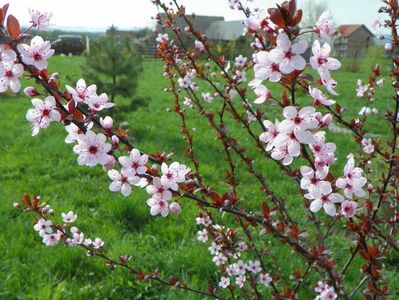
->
<box><xmin>336</xmin><ymin>24</ymin><xmax>373</xmax><ymax>37</ymax></box>
<box><xmin>158</xmin><ymin>13</ymin><xmax>224</xmax><ymax>34</ymax></box>
<box><xmin>205</xmin><ymin>20</ymin><xmax>244</xmax><ymax>41</ymax></box>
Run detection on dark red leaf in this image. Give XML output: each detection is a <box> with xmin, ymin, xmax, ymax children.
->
<box><xmin>292</xmin><ymin>9</ymin><xmax>302</xmax><ymax>26</ymax></box>
<box><xmin>268</xmin><ymin>8</ymin><xmax>285</xmax><ymax>27</ymax></box>
<box><xmin>261</xmin><ymin>202</ymin><xmax>270</xmax><ymax>219</ymax></box>
<box><xmin>117</xmin><ymin>128</ymin><xmax>127</xmax><ymax>138</ymax></box>
<box><xmin>7</xmin><ymin>14</ymin><xmax>20</xmax><ymax>40</ymax></box>
<box><xmin>0</xmin><ymin>9</ymin><xmax>3</xmax><ymax>26</ymax></box>
<box><xmin>2</xmin><ymin>4</ymin><xmax>9</xmax><ymax>16</ymax></box>
<box><xmin>288</xmin><ymin>0</ymin><xmax>296</xmax><ymax>17</ymax></box>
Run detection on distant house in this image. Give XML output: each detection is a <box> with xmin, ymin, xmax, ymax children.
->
<box><xmin>157</xmin><ymin>13</ymin><xmax>224</xmax><ymax>44</ymax></box>
<box><xmin>205</xmin><ymin>20</ymin><xmax>244</xmax><ymax>42</ymax></box>
<box><xmin>333</xmin><ymin>24</ymin><xmax>374</xmax><ymax>58</ymax></box>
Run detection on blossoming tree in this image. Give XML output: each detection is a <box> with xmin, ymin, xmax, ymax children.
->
<box><xmin>2</xmin><ymin>0</ymin><xmax>399</xmax><ymax>299</ymax></box>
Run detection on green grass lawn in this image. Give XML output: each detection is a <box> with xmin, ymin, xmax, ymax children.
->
<box><xmin>0</xmin><ymin>55</ymin><xmax>398</xmax><ymax>299</ymax></box>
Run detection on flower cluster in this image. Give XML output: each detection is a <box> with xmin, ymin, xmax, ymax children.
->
<box><xmin>66</xmin><ymin>78</ymin><xmax>114</xmax><ymax>111</ymax></box>
<box><xmin>178</xmin><ymin>69</ymin><xmax>198</xmax><ymax>91</ymax></box>
<box><xmin>0</xmin><ymin>45</ymin><xmax>22</xmax><ymax>93</ymax></box>
<box><xmin>33</xmin><ymin>207</ymin><xmax>104</xmax><ymax>249</ymax></box>
<box><xmin>315</xmin><ymin>281</ymin><xmax>337</xmax><ymax>300</ymax></box>
<box><xmin>259</xmin><ymin>106</ymin><xmax>330</xmax><ymax>166</ymax></box>
<box><xmin>196</xmin><ymin>214</ymin><xmax>273</xmax><ymax>290</ymax></box>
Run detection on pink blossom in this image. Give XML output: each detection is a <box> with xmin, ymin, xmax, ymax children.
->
<box><xmin>103</xmin><ymin>155</ymin><xmax>116</xmax><ymax>170</ymax></box>
<box><xmin>146</xmin><ymin>177</ymin><xmax>172</xmax><ymax>201</ymax></box>
<box><xmin>212</xmin><ymin>253</ymin><xmax>227</xmax><ymax>266</ymax></box>
<box><xmin>86</xmin><ymin>93</ymin><xmax>114</xmax><ymax>111</ymax></box>
<box><xmin>73</xmin><ymin>130</ymin><xmax>112</xmax><ymax>167</ymax></box>
<box><xmin>169</xmin><ymin>202</ymin><xmax>181</xmax><ymax>214</ymax></box>
<box><xmin>320</xmin><ymin>288</ymin><xmax>337</xmax><ymax>299</ymax></box>
<box><xmin>376</xmin><ymin>78</ymin><xmax>384</xmax><ymax>87</ymax></box>
<box><xmin>17</xmin><ymin>36</ymin><xmax>54</xmax><ymax>70</ymax></box>
<box><xmin>340</xmin><ymin>200</ymin><xmax>357</xmax><ymax>218</ymax></box>
<box><xmin>65</xmin><ymin>123</ymin><xmax>82</xmax><ymax>144</ymax></box>
<box><xmin>197</xmin><ymin>228</ymin><xmax>208</xmax><ymax>242</ymax></box>
<box><xmin>372</xmin><ymin>19</ymin><xmax>381</xmax><ymax>30</ymax></box>
<box><xmin>65</xmin><ymin>79</ymin><xmax>97</xmax><ymax>104</ymax></box>
<box><xmin>0</xmin><ymin>45</ymin><xmax>16</xmax><ymax>63</ymax></box>
<box><xmin>356</xmin><ymin>83</ymin><xmax>368</xmax><ymax>97</ymax></box>
<box><xmin>196</xmin><ymin>215</ymin><xmax>212</xmax><ymax>226</ymax></box>
<box><xmin>42</xmin><ymin>232</ymin><xmax>61</xmax><ymax>246</ymax></box>
<box><xmin>235</xmin><ymin>275</ymin><xmax>246</xmax><ymax>288</ymax></box>
<box><xmin>208</xmin><ymin>242</ymin><xmax>222</xmax><ymax>255</ymax></box>
<box><xmin>232</xmin><ymin>260</ymin><xmax>246</xmax><ymax>276</ymax></box>
<box><xmin>92</xmin><ymin>237</ymin><xmax>104</xmax><ymax>249</ymax></box>
<box><xmin>309</xmin><ymin>86</ymin><xmax>335</xmax><ymax>106</ymax></box>
<box><xmin>310</xmin><ymin>132</ymin><xmax>336</xmax><ymax>168</ymax></box>
<box><xmin>385</xmin><ymin>43</ymin><xmax>393</xmax><ymax>51</ymax></box>
<box><xmin>156</xmin><ymin>33</ymin><xmax>169</xmax><ymax>43</ymax></box>
<box><xmin>235</xmin><ymin>55</ymin><xmax>247</xmax><ymax>67</ymax></box>
<box><xmin>259</xmin><ymin>119</ymin><xmax>280</xmax><ymax>151</ymax></box>
<box><xmin>233</xmin><ymin>70</ymin><xmax>246</xmax><ymax>83</ymax></box>
<box><xmin>300</xmin><ymin>166</ymin><xmax>329</xmax><ymax>195</ymax></box>
<box><xmin>23</xmin><ymin>86</ymin><xmax>40</xmax><ymax>97</ymax></box>
<box><xmin>320</xmin><ymin>71</ymin><xmax>339</xmax><ymax>96</ymax></box>
<box><xmin>26</xmin><ymin>96</ymin><xmax>61</xmax><ymax>136</ymax></box>
<box><xmin>268</xmin><ymin>33</ymin><xmax>307</xmax><ymax>74</ymax></box>
<box><xmin>119</xmin><ymin>148</ymin><xmax>148</xmax><ymax>176</ymax></box>
<box><xmin>253</xmin><ymin>51</ymin><xmax>282</xmax><ymax>84</ymax></box>
<box><xmin>237</xmin><ymin>242</ymin><xmax>248</xmax><ymax>252</ymax></box>
<box><xmin>315</xmin><ymin>281</ymin><xmax>329</xmax><ymax>293</ymax></box>
<box><xmin>310</xmin><ymin>40</ymin><xmax>341</xmax><ymax>74</ymax></box>
<box><xmin>202</xmin><ymin>92</ymin><xmax>214</xmax><ymax>103</ymax></box>
<box><xmin>161</xmin><ymin>162</ymin><xmax>190</xmax><ymax>191</ymax></box>
<box><xmin>246</xmin><ymin>260</ymin><xmax>261</xmax><ymax>273</ymax></box>
<box><xmin>108</xmin><ymin>169</ymin><xmax>140</xmax><ymax>197</ymax></box>
<box><xmin>147</xmin><ymin>196</ymin><xmax>170</xmax><ymax>217</ymax></box>
<box><xmin>259</xmin><ymin>273</ymin><xmax>272</xmax><ymax>286</ymax></box>
<box><xmin>99</xmin><ymin>116</ymin><xmax>113</xmax><ymax>130</ymax></box>
<box><xmin>29</xmin><ymin>9</ymin><xmax>52</xmax><ymax>29</ymax></box>
<box><xmin>218</xmin><ymin>276</ymin><xmax>230</xmax><ymax>288</ymax></box>
<box><xmin>305</xmin><ymin>182</ymin><xmax>344</xmax><ymax>216</ymax></box>
<box><xmin>314</xmin><ymin>11</ymin><xmax>335</xmax><ymax>38</ymax></box>
<box><xmin>194</xmin><ymin>40</ymin><xmax>205</xmax><ymax>52</ymax></box>
<box><xmin>278</xmin><ymin>106</ymin><xmax>318</xmax><ymax>144</ymax></box>
<box><xmin>62</xmin><ymin>211</ymin><xmax>77</xmax><ymax>223</ymax></box>
<box><xmin>33</xmin><ymin>218</ymin><xmax>53</xmax><ymax>236</ymax></box>
<box><xmin>361</xmin><ymin>138</ymin><xmax>375</xmax><ymax>154</ymax></box>
<box><xmin>271</xmin><ymin>144</ymin><xmax>294</xmax><ymax>165</ymax></box>
<box><xmin>253</xmin><ymin>84</ymin><xmax>271</xmax><ymax>104</ymax></box>
<box><xmin>0</xmin><ymin>61</ymin><xmax>24</xmax><ymax>93</ymax></box>
<box><xmin>336</xmin><ymin>154</ymin><xmax>367</xmax><ymax>198</ymax></box>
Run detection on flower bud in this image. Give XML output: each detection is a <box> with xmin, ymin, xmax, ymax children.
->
<box><xmin>48</xmin><ymin>72</ymin><xmax>59</xmax><ymax>82</ymax></box>
<box><xmin>103</xmin><ymin>155</ymin><xmax>115</xmax><ymax>170</ymax></box>
<box><xmin>385</xmin><ymin>42</ymin><xmax>393</xmax><ymax>51</ymax></box>
<box><xmin>13</xmin><ymin>202</ymin><xmax>20</xmax><ymax>208</ymax></box>
<box><xmin>322</xmin><ymin>113</ymin><xmax>332</xmax><ymax>126</ymax></box>
<box><xmin>86</xmin><ymin>250</ymin><xmax>94</xmax><ymax>257</ymax></box>
<box><xmin>169</xmin><ymin>202</ymin><xmax>181</xmax><ymax>214</ymax></box>
<box><xmin>100</xmin><ymin>116</ymin><xmax>113</xmax><ymax>131</ymax></box>
<box><xmin>112</xmin><ymin>135</ymin><xmax>120</xmax><ymax>148</ymax></box>
<box><xmin>49</xmin><ymin>209</ymin><xmax>54</xmax><ymax>215</ymax></box>
<box><xmin>23</xmin><ymin>87</ymin><xmax>40</xmax><ymax>97</ymax></box>
<box><xmin>70</xmin><ymin>226</ymin><xmax>79</xmax><ymax>233</ymax></box>
<box><xmin>313</xmin><ymin>112</ymin><xmax>322</xmax><ymax>121</ymax></box>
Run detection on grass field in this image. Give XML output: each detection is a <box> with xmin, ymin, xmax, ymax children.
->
<box><xmin>0</xmin><ymin>54</ymin><xmax>398</xmax><ymax>299</ymax></box>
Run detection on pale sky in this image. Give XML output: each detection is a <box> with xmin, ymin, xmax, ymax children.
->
<box><xmin>7</xmin><ymin>0</ymin><xmax>388</xmax><ymax>33</ymax></box>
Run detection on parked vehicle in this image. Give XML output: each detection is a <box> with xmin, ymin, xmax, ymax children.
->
<box><xmin>51</xmin><ymin>35</ymin><xmax>85</xmax><ymax>55</ymax></box>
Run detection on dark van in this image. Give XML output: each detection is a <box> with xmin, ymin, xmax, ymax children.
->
<box><xmin>52</xmin><ymin>35</ymin><xmax>85</xmax><ymax>55</ymax></box>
